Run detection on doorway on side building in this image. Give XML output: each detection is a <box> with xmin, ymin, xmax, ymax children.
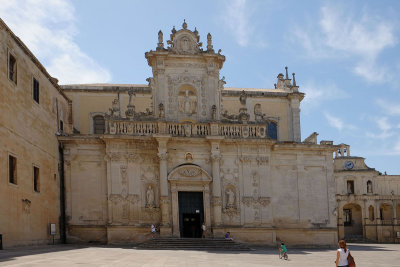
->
<box><xmin>178</xmin><ymin>191</ymin><xmax>204</xmax><ymax>238</ymax></box>
<box><xmin>343</xmin><ymin>203</ymin><xmax>363</xmax><ymax>238</ymax></box>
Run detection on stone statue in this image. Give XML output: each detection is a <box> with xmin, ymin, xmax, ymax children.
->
<box><xmin>207</xmin><ymin>33</ymin><xmax>213</xmax><ymax>51</ymax></box>
<box><xmin>157</xmin><ymin>30</ymin><xmax>164</xmax><ymax>50</ymax></box>
<box><xmin>239</xmin><ymin>90</ymin><xmax>247</xmax><ymax>105</ymax></box>
<box><xmin>226</xmin><ymin>188</ymin><xmax>235</xmax><ymax>207</ymax></box>
<box><xmin>146</xmin><ymin>186</ymin><xmax>154</xmax><ymax>207</ymax></box>
<box><xmin>367</xmin><ymin>181</ymin><xmax>372</xmax><ymax>193</ymax></box>
<box><xmin>347</xmin><ymin>182</ymin><xmax>353</xmax><ymax>194</ymax></box>
<box><xmin>159</xmin><ymin>103</ymin><xmax>165</xmax><ymax>118</ymax></box>
<box><xmin>158</xmin><ymin>30</ymin><xmax>163</xmax><ymax>44</ymax></box>
<box><xmin>218</xmin><ymin>76</ymin><xmax>226</xmax><ymax>90</ymax></box>
<box><xmin>254</xmin><ymin>104</ymin><xmax>262</xmax><ymax>121</ymax></box>
<box><xmin>211</xmin><ymin>105</ymin><xmax>217</xmax><ymax>121</ymax></box>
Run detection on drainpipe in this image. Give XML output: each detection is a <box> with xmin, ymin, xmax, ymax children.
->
<box><xmin>59</xmin><ymin>143</ymin><xmax>66</xmax><ymax>243</ymax></box>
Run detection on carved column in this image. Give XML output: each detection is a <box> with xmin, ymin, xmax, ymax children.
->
<box><xmin>207</xmin><ymin>136</ymin><xmax>224</xmax><ymax>227</ymax></box>
<box><xmin>155</xmin><ymin>134</ymin><xmax>171</xmax><ymax>236</ymax></box>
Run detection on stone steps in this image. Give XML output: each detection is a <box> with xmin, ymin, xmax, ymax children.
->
<box><xmin>135</xmin><ymin>238</ymin><xmax>252</xmax><ymax>251</ymax></box>
<box><xmin>345</xmin><ymin>235</ymin><xmax>375</xmax><ymax>243</ymax></box>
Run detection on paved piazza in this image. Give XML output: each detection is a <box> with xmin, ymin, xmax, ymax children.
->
<box><xmin>0</xmin><ymin>243</ymin><xmax>399</xmax><ymax>266</ymax></box>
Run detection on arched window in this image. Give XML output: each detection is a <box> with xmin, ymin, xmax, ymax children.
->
<box><xmin>93</xmin><ymin>115</ymin><xmax>105</xmax><ymax>134</ymax></box>
<box><xmin>267</xmin><ymin>121</ymin><xmax>277</xmax><ymax>140</ymax></box>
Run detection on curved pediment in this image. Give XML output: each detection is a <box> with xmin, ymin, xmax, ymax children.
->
<box><xmin>168</xmin><ymin>164</ymin><xmax>212</xmax><ymax>183</ymax></box>
<box><xmin>167</xmin><ymin>21</ymin><xmax>202</xmax><ymax>55</ymax></box>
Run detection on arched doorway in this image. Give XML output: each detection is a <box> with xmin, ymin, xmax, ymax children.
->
<box><xmin>168</xmin><ymin>164</ymin><xmax>212</xmax><ymax>238</ymax></box>
<box><xmin>380</xmin><ymin>203</ymin><xmax>393</xmax><ymax>224</ymax></box>
<box><xmin>343</xmin><ymin>203</ymin><xmax>363</xmax><ymax>238</ymax></box>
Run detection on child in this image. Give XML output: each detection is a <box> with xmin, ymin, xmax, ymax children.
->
<box><xmin>151</xmin><ymin>224</ymin><xmax>156</xmax><ymax>238</ymax></box>
<box><xmin>224</xmin><ymin>232</ymin><xmax>233</xmax><ymax>240</ymax></box>
<box><xmin>280</xmin><ymin>242</ymin><xmax>288</xmax><ymax>259</ymax></box>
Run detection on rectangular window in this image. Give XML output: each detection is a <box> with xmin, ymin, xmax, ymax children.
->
<box><xmin>33</xmin><ymin>78</ymin><xmax>39</xmax><ymax>103</ymax></box>
<box><xmin>59</xmin><ymin>120</ymin><xmax>64</xmax><ymax>132</ymax></box>
<box><xmin>9</xmin><ymin>155</ymin><xmax>17</xmax><ymax>184</ymax></box>
<box><xmin>8</xmin><ymin>53</ymin><xmax>17</xmax><ymax>84</ymax></box>
<box><xmin>33</xmin><ymin>166</ymin><xmax>40</xmax><ymax>192</ymax></box>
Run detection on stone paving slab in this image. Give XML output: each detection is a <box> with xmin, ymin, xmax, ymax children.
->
<box><xmin>0</xmin><ymin>243</ymin><xmax>399</xmax><ymax>266</ymax></box>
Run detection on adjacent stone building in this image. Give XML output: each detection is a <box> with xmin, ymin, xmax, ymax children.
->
<box><xmin>0</xmin><ymin>18</ymin><xmax>71</xmax><ymax>248</ymax></box>
<box><xmin>335</xmin><ymin>144</ymin><xmax>400</xmax><ymax>243</ymax></box>
<box><xmin>1</xmin><ymin>19</ymin><xmax>399</xmax><ymax>248</ymax></box>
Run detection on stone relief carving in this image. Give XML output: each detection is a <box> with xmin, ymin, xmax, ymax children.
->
<box><xmin>22</xmin><ymin>198</ymin><xmax>31</xmax><ymax>214</ymax></box>
<box><xmin>226</xmin><ymin>188</ymin><xmax>236</xmax><ymax>208</ymax></box>
<box><xmin>185</xmin><ymin>152</ymin><xmax>193</xmax><ymax>162</ymax></box>
<box><xmin>178</xmin><ymin>166</ymin><xmax>202</xmax><ymax>177</ymax></box>
<box><xmin>146</xmin><ymin>185</ymin><xmax>155</xmax><ymax>208</ymax></box>
<box><xmin>178</xmin><ymin>90</ymin><xmax>197</xmax><ymax>115</ymax></box>
<box><xmin>125</xmin><ymin>152</ymin><xmax>138</xmax><ymax>163</ymax></box>
<box><xmin>105</xmin><ymin>152</ymin><xmax>122</xmax><ymax>162</ymax></box>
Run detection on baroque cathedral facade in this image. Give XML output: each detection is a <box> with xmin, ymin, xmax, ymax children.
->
<box><xmin>1</xmin><ymin>19</ymin><xmax>399</xmax><ymax>248</ymax></box>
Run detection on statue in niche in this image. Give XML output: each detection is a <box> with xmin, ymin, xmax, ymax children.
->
<box><xmin>146</xmin><ymin>185</ymin><xmax>155</xmax><ymax>208</ymax></box>
<box><xmin>226</xmin><ymin>188</ymin><xmax>235</xmax><ymax>208</ymax></box>
<box><xmin>159</xmin><ymin>103</ymin><xmax>165</xmax><ymax>118</ymax></box>
<box><xmin>367</xmin><ymin>181</ymin><xmax>373</xmax><ymax>193</ymax></box>
<box><xmin>211</xmin><ymin>105</ymin><xmax>217</xmax><ymax>121</ymax></box>
<box><xmin>254</xmin><ymin>104</ymin><xmax>263</xmax><ymax>121</ymax></box>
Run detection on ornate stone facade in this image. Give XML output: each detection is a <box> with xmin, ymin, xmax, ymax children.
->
<box><xmin>59</xmin><ymin>22</ymin><xmax>338</xmax><ymax>246</ymax></box>
<box><xmin>2</xmin><ymin>19</ymin><xmax>399</xmax><ymax>248</ymax></box>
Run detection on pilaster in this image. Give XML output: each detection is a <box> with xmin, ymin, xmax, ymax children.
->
<box><xmin>154</xmin><ymin>134</ymin><xmax>171</xmax><ymax>234</ymax></box>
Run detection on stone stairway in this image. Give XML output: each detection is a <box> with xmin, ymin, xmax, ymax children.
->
<box><xmin>345</xmin><ymin>235</ymin><xmax>375</xmax><ymax>243</ymax></box>
<box><xmin>135</xmin><ymin>237</ymin><xmax>252</xmax><ymax>251</ymax></box>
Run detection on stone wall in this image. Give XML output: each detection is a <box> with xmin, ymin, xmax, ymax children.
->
<box><xmin>0</xmin><ymin>19</ymin><xmax>71</xmax><ymax>248</ymax></box>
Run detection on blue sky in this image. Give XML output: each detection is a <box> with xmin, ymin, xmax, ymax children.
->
<box><xmin>1</xmin><ymin>0</ymin><xmax>399</xmax><ymax>173</ymax></box>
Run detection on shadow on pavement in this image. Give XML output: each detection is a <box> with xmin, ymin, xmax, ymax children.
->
<box><xmin>0</xmin><ymin>244</ymin><xmax>88</xmax><ymax>263</ymax></box>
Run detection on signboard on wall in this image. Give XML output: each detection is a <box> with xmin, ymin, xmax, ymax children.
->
<box><xmin>50</xmin><ymin>223</ymin><xmax>56</xmax><ymax>236</ymax></box>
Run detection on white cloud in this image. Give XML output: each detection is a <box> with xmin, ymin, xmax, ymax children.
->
<box><xmin>222</xmin><ymin>0</ymin><xmax>253</xmax><ymax>47</ymax></box>
<box><xmin>302</xmin><ymin>81</ymin><xmax>348</xmax><ymax>110</ymax></box>
<box><xmin>324</xmin><ymin>112</ymin><xmax>344</xmax><ymax>131</ymax></box>
<box><xmin>294</xmin><ymin>4</ymin><xmax>397</xmax><ymax>83</ymax></box>
<box><xmin>376</xmin><ymin>99</ymin><xmax>400</xmax><ymax>116</ymax></box>
<box><xmin>0</xmin><ymin>0</ymin><xmax>111</xmax><ymax>84</ymax></box>
<box><xmin>323</xmin><ymin>112</ymin><xmax>357</xmax><ymax>132</ymax></box>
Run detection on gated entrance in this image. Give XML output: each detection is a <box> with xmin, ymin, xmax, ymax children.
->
<box><xmin>178</xmin><ymin>192</ymin><xmax>204</xmax><ymax>238</ymax></box>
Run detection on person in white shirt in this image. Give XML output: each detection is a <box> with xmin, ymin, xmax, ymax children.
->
<box><xmin>335</xmin><ymin>240</ymin><xmax>349</xmax><ymax>267</ymax></box>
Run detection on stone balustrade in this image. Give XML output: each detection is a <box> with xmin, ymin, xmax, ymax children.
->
<box><xmin>105</xmin><ymin>119</ymin><xmax>268</xmax><ymax>139</ymax></box>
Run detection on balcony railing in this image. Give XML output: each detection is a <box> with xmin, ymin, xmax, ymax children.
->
<box><xmin>105</xmin><ymin>119</ymin><xmax>268</xmax><ymax>139</ymax></box>
<box><xmin>381</xmin><ymin>219</ymin><xmax>393</xmax><ymax>225</ymax></box>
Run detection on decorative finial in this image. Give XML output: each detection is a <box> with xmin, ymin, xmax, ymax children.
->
<box><xmin>182</xmin><ymin>19</ymin><xmax>187</xmax><ymax>29</ymax></box>
<box><xmin>292</xmin><ymin>73</ymin><xmax>296</xmax><ymax>86</ymax></box>
<box><xmin>274</xmin><ymin>83</ymin><xmax>277</xmax><ymax>89</ymax></box>
<box><xmin>285</xmin><ymin>66</ymin><xmax>288</xmax><ymax>79</ymax></box>
<box><xmin>172</xmin><ymin>26</ymin><xmax>176</xmax><ymax>34</ymax></box>
<box><xmin>194</xmin><ymin>27</ymin><xmax>198</xmax><ymax>35</ymax></box>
